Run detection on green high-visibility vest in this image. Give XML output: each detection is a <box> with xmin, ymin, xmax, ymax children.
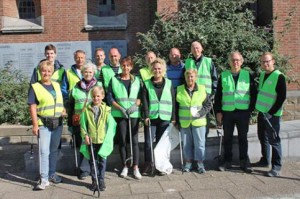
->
<box><xmin>80</xmin><ymin>102</ymin><xmax>117</xmax><ymax>159</ymax></box>
<box><xmin>37</xmin><ymin>67</ymin><xmax>65</xmax><ymax>84</ymax></box>
<box><xmin>101</xmin><ymin>65</ymin><xmax>122</xmax><ymax>89</ymax></box>
<box><xmin>66</xmin><ymin>69</ymin><xmax>81</xmax><ymax>91</ymax></box>
<box><xmin>255</xmin><ymin>70</ymin><xmax>284</xmax><ymax>116</ymax></box>
<box><xmin>176</xmin><ymin>84</ymin><xmax>207</xmax><ymax>128</ymax></box>
<box><xmin>185</xmin><ymin>57</ymin><xmax>212</xmax><ymax>94</ymax></box>
<box><xmin>71</xmin><ymin>82</ymin><xmax>102</xmax><ymax>114</ymax></box>
<box><xmin>139</xmin><ymin>66</ymin><xmax>153</xmax><ymax>81</ymax></box>
<box><xmin>31</xmin><ymin>82</ymin><xmax>64</xmax><ymax>126</ymax></box>
<box><xmin>144</xmin><ymin>78</ymin><xmax>173</xmax><ymax>121</ymax></box>
<box><xmin>111</xmin><ymin>76</ymin><xmax>141</xmax><ymax>118</ymax></box>
<box><xmin>221</xmin><ymin>69</ymin><xmax>250</xmax><ymax>111</ymax></box>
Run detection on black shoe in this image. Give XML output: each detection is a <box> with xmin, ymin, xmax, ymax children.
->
<box><xmin>218</xmin><ymin>162</ymin><xmax>232</xmax><ymax>171</ymax></box>
<box><xmin>251</xmin><ymin>158</ymin><xmax>269</xmax><ymax>167</ymax></box>
<box><xmin>141</xmin><ymin>165</ymin><xmax>154</xmax><ymax>176</ymax></box>
<box><xmin>78</xmin><ymin>171</ymin><xmax>89</xmax><ymax>180</ymax></box>
<box><xmin>99</xmin><ymin>180</ymin><xmax>106</xmax><ymax>191</ymax></box>
<box><xmin>240</xmin><ymin>159</ymin><xmax>254</xmax><ymax>173</ymax></box>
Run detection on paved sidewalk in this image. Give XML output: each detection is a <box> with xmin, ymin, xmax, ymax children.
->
<box><xmin>0</xmin><ymin>144</ymin><xmax>300</xmax><ymax>199</ymax></box>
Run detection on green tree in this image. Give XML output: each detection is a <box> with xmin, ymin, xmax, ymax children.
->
<box><xmin>135</xmin><ymin>0</ymin><xmax>291</xmax><ymax>76</ymax></box>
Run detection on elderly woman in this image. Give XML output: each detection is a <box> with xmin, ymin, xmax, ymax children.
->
<box><xmin>28</xmin><ymin>60</ymin><xmax>65</xmax><ymax>190</ymax></box>
<box><xmin>107</xmin><ymin>56</ymin><xmax>142</xmax><ymax>179</ymax></box>
<box><xmin>68</xmin><ymin>62</ymin><xmax>102</xmax><ymax>180</ymax></box>
<box><xmin>176</xmin><ymin>69</ymin><xmax>211</xmax><ymax>173</ymax></box>
<box><xmin>141</xmin><ymin>58</ymin><xmax>176</xmax><ymax>176</ymax></box>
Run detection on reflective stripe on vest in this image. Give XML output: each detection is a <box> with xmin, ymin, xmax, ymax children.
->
<box><xmin>32</xmin><ymin>82</ymin><xmax>64</xmax><ymax>126</ymax></box>
<box><xmin>139</xmin><ymin>67</ymin><xmax>153</xmax><ymax>81</ymax></box>
<box><xmin>102</xmin><ymin>65</ymin><xmax>122</xmax><ymax>89</ymax></box>
<box><xmin>144</xmin><ymin>78</ymin><xmax>172</xmax><ymax>121</ymax></box>
<box><xmin>176</xmin><ymin>84</ymin><xmax>207</xmax><ymax>128</ymax></box>
<box><xmin>185</xmin><ymin>57</ymin><xmax>212</xmax><ymax>94</ymax></box>
<box><xmin>71</xmin><ymin>82</ymin><xmax>102</xmax><ymax>114</ymax></box>
<box><xmin>221</xmin><ymin>69</ymin><xmax>250</xmax><ymax>111</ymax></box>
<box><xmin>111</xmin><ymin>76</ymin><xmax>141</xmax><ymax>118</ymax></box>
<box><xmin>67</xmin><ymin>69</ymin><xmax>81</xmax><ymax>91</ymax></box>
<box><xmin>255</xmin><ymin>70</ymin><xmax>284</xmax><ymax>116</ymax></box>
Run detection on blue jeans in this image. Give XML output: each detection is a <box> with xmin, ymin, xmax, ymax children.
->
<box><xmin>144</xmin><ymin>119</ymin><xmax>169</xmax><ymax>162</ymax></box>
<box><xmin>223</xmin><ymin>110</ymin><xmax>250</xmax><ymax>162</ymax></box>
<box><xmin>257</xmin><ymin>112</ymin><xmax>282</xmax><ymax>171</ymax></box>
<box><xmin>181</xmin><ymin>125</ymin><xmax>206</xmax><ymax>162</ymax></box>
<box><xmin>89</xmin><ymin>143</ymin><xmax>107</xmax><ymax>181</ymax></box>
<box><xmin>39</xmin><ymin>125</ymin><xmax>63</xmax><ymax>181</ymax></box>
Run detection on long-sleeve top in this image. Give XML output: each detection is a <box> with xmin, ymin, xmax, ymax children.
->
<box><xmin>214</xmin><ymin>70</ymin><xmax>257</xmax><ymax>113</ymax></box>
<box><xmin>142</xmin><ymin>77</ymin><xmax>176</xmax><ymax>122</ymax></box>
<box><xmin>193</xmin><ymin>55</ymin><xmax>218</xmax><ymax>97</ymax></box>
<box><xmin>262</xmin><ymin>71</ymin><xmax>286</xmax><ymax>115</ymax></box>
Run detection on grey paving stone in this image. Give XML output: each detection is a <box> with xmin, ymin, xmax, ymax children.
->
<box><xmin>130</xmin><ymin>181</ymin><xmax>163</xmax><ymax>194</ymax></box>
<box><xmin>180</xmin><ymin>189</ymin><xmax>234</xmax><ymax>199</ymax></box>
<box><xmin>148</xmin><ymin>192</ymin><xmax>183</xmax><ymax>199</ymax></box>
<box><xmin>226</xmin><ymin>184</ymin><xmax>266</xmax><ymax>199</ymax></box>
<box><xmin>159</xmin><ymin>180</ymin><xmax>191</xmax><ymax>192</ymax></box>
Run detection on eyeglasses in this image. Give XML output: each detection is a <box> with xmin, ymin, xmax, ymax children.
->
<box><xmin>261</xmin><ymin>59</ymin><xmax>273</xmax><ymax>64</ymax></box>
<box><xmin>231</xmin><ymin>59</ymin><xmax>241</xmax><ymax>62</ymax></box>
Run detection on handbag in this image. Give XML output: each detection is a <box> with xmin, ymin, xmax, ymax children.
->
<box><xmin>72</xmin><ymin>97</ymin><xmax>88</xmax><ymax>126</ymax></box>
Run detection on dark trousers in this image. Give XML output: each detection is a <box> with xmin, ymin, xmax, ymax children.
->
<box><xmin>115</xmin><ymin>118</ymin><xmax>140</xmax><ymax>166</ymax></box>
<box><xmin>223</xmin><ymin>110</ymin><xmax>250</xmax><ymax>162</ymax></box>
<box><xmin>88</xmin><ymin>143</ymin><xmax>106</xmax><ymax>181</ymax></box>
<box><xmin>257</xmin><ymin>112</ymin><xmax>282</xmax><ymax>171</ymax></box>
<box><xmin>144</xmin><ymin>119</ymin><xmax>169</xmax><ymax>162</ymax></box>
<box><xmin>73</xmin><ymin>126</ymin><xmax>91</xmax><ymax>173</ymax></box>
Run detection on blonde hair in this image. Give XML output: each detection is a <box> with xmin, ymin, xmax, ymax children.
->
<box><xmin>184</xmin><ymin>69</ymin><xmax>198</xmax><ymax>78</ymax></box>
<box><xmin>91</xmin><ymin>86</ymin><xmax>105</xmax><ymax>98</ymax></box>
<box><xmin>150</xmin><ymin>58</ymin><xmax>167</xmax><ymax>76</ymax></box>
<box><xmin>261</xmin><ymin>52</ymin><xmax>274</xmax><ymax>59</ymax></box>
<box><xmin>39</xmin><ymin>60</ymin><xmax>54</xmax><ymax>73</ymax></box>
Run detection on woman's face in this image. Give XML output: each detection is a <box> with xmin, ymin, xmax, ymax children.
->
<box><xmin>185</xmin><ymin>72</ymin><xmax>196</xmax><ymax>87</ymax></box>
<box><xmin>83</xmin><ymin>67</ymin><xmax>94</xmax><ymax>81</ymax></box>
<box><xmin>40</xmin><ymin>66</ymin><xmax>53</xmax><ymax>82</ymax></box>
<box><xmin>152</xmin><ymin>63</ymin><xmax>163</xmax><ymax>79</ymax></box>
<box><xmin>121</xmin><ymin>60</ymin><xmax>132</xmax><ymax>76</ymax></box>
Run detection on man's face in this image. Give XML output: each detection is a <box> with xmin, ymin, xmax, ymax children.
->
<box><xmin>169</xmin><ymin>48</ymin><xmax>181</xmax><ymax>64</ymax></box>
<box><xmin>145</xmin><ymin>52</ymin><xmax>156</xmax><ymax>65</ymax></box>
<box><xmin>74</xmin><ymin>52</ymin><xmax>86</xmax><ymax>69</ymax></box>
<box><xmin>230</xmin><ymin>53</ymin><xmax>243</xmax><ymax>72</ymax></box>
<box><xmin>95</xmin><ymin>50</ymin><xmax>106</xmax><ymax>66</ymax></box>
<box><xmin>191</xmin><ymin>42</ymin><xmax>203</xmax><ymax>58</ymax></box>
<box><xmin>109</xmin><ymin>49</ymin><xmax>121</xmax><ymax>67</ymax></box>
<box><xmin>45</xmin><ymin>50</ymin><xmax>56</xmax><ymax>63</ymax></box>
<box><xmin>261</xmin><ymin>55</ymin><xmax>275</xmax><ymax>74</ymax></box>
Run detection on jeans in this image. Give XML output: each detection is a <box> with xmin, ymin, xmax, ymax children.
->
<box><xmin>73</xmin><ymin>126</ymin><xmax>91</xmax><ymax>174</ymax></box>
<box><xmin>257</xmin><ymin>112</ymin><xmax>282</xmax><ymax>171</ymax></box>
<box><xmin>223</xmin><ymin>110</ymin><xmax>250</xmax><ymax>162</ymax></box>
<box><xmin>115</xmin><ymin>118</ymin><xmax>140</xmax><ymax>166</ymax></box>
<box><xmin>39</xmin><ymin>125</ymin><xmax>63</xmax><ymax>181</ymax></box>
<box><xmin>144</xmin><ymin>119</ymin><xmax>169</xmax><ymax>162</ymax></box>
<box><xmin>181</xmin><ymin>125</ymin><xmax>206</xmax><ymax>162</ymax></box>
<box><xmin>89</xmin><ymin>143</ymin><xmax>107</xmax><ymax>181</ymax></box>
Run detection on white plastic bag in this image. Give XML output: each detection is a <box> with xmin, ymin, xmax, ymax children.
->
<box><xmin>154</xmin><ymin>123</ymin><xmax>180</xmax><ymax>174</ymax></box>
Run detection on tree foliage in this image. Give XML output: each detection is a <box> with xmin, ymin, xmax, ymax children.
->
<box><xmin>0</xmin><ymin>62</ymin><xmax>31</xmax><ymax>125</ymax></box>
<box><xmin>135</xmin><ymin>0</ymin><xmax>292</xmax><ymax>77</ymax></box>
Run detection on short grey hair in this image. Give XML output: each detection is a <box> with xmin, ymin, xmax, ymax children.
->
<box><xmin>81</xmin><ymin>61</ymin><xmax>97</xmax><ymax>74</ymax></box>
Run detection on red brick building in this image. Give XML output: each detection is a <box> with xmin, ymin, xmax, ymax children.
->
<box><xmin>0</xmin><ymin>0</ymin><xmax>299</xmax><ymax>119</ymax></box>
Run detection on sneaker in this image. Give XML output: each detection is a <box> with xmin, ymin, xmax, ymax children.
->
<box><xmin>218</xmin><ymin>161</ymin><xmax>232</xmax><ymax>171</ymax></box>
<box><xmin>251</xmin><ymin>158</ymin><xmax>270</xmax><ymax>168</ymax></box>
<box><xmin>133</xmin><ymin>168</ymin><xmax>142</xmax><ymax>179</ymax></box>
<box><xmin>35</xmin><ymin>180</ymin><xmax>50</xmax><ymax>190</ymax></box>
<box><xmin>141</xmin><ymin>164</ymin><xmax>153</xmax><ymax>176</ymax></box>
<box><xmin>49</xmin><ymin>174</ymin><xmax>62</xmax><ymax>184</ymax></box>
<box><xmin>183</xmin><ymin>162</ymin><xmax>192</xmax><ymax>172</ymax></box>
<box><xmin>266</xmin><ymin>169</ymin><xmax>281</xmax><ymax>177</ymax></box>
<box><xmin>78</xmin><ymin>171</ymin><xmax>89</xmax><ymax>180</ymax></box>
<box><xmin>197</xmin><ymin>162</ymin><xmax>206</xmax><ymax>174</ymax></box>
<box><xmin>99</xmin><ymin>180</ymin><xmax>106</xmax><ymax>191</ymax></box>
<box><xmin>240</xmin><ymin>159</ymin><xmax>254</xmax><ymax>174</ymax></box>
<box><xmin>120</xmin><ymin>167</ymin><xmax>128</xmax><ymax>178</ymax></box>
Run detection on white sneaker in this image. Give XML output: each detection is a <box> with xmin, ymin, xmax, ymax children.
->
<box><xmin>36</xmin><ymin>179</ymin><xmax>50</xmax><ymax>190</ymax></box>
<box><xmin>120</xmin><ymin>167</ymin><xmax>128</xmax><ymax>178</ymax></box>
<box><xmin>133</xmin><ymin>168</ymin><xmax>142</xmax><ymax>180</ymax></box>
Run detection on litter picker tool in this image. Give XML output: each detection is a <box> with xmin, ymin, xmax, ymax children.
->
<box><xmin>214</xmin><ymin>127</ymin><xmax>223</xmax><ymax>164</ymax></box>
<box><xmin>178</xmin><ymin>129</ymin><xmax>184</xmax><ymax>174</ymax></box>
<box><xmin>125</xmin><ymin>117</ymin><xmax>133</xmax><ymax>167</ymax></box>
<box><xmin>148</xmin><ymin>120</ymin><xmax>156</xmax><ymax>176</ymax></box>
<box><xmin>72</xmin><ymin>134</ymin><xmax>80</xmax><ymax>176</ymax></box>
<box><xmin>262</xmin><ymin>113</ymin><xmax>277</xmax><ymax>139</ymax></box>
<box><xmin>90</xmin><ymin>138</ymin><xmax>100</xmax><ymax>198</ymax></box>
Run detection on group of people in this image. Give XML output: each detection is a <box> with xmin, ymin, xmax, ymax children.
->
<box><xmin>28</xmin><ymin>42</ymin><xmax>286</xmax><ymax>192</ymax></box>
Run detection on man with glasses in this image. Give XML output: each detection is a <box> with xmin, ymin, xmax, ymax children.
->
<box><xmin>215</xmin><ymin>51</ymin><xmax>257</xmax><ymax>173</ymax></box>
<box><xmin>252</xmin><ymin>52</ymin><xmax>286</xmax><ymax>177</ymax></box>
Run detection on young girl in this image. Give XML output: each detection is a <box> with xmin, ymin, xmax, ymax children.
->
<box><xmin>80</xmin><ymin>86</ymin><xmax>116</xmax><ymax>191</ymax></box>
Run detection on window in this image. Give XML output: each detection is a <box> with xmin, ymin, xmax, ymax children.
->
<box><xmin>99</xmin><ymin>0</ymin><xmax>115</xmax><ymax>16</ymax></box>
<box><xmin>18</xmin><ymin>0</ymin><xmax>36</xmax><ymax>19</ymax></box>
